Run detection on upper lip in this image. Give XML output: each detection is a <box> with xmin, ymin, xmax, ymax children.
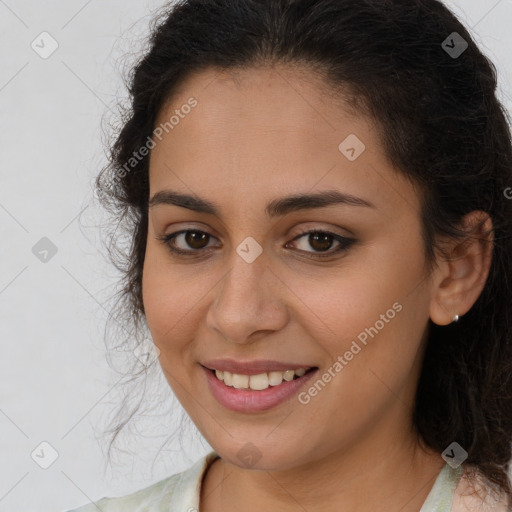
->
<box><xmin>202</xmin><ymin>358</ymin><xmax>316</xmax><ymax>375</ymax></box>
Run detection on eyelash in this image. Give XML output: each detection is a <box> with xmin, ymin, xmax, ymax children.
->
<box><xmin>156</xmin><ymin>228</ymin><xmax>355</xmax><ymax>260</ymax></box>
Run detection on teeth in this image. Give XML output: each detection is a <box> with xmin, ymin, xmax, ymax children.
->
<box><xmin>283</xmin><ymin>369</ymin><xmax>295</xmax><ymax>381</ymax></box>
<box><xmin>249</xmin><ymin>373</ymin><xmax>269</xmax><ymax>390</ymax></box>
<box><xmin>213</xmin><ymin>368</ymin><xmax>310</xmax><ymax>390</ymax></box>
<box><xmin>268</xmin><ymin>371</ymin><xmax>283</xmax><ymax>386</ymax></box>
<box><xmin>232</xmin><ymin>373</ymin><xmax>249</xmax><ymax>389</ymax></box>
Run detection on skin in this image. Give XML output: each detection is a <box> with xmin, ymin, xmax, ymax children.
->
<box><xmin>142</xmin><ymin>64</ymin><xmax>493</xmax><ymax>512</ymax></box>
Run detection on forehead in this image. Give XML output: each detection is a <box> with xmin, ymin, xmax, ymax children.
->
<box><xmin>148</xmin><ymin>65</ymin><xmax>421</xmax><ymax>218</ymax></box>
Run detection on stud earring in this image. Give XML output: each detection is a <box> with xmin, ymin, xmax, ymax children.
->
<box><xmin>452</xmin><ymin>314</ymin><xmax>459</xmax><ymax>323</ymax></box>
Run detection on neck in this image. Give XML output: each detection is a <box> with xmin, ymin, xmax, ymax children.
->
<box><xmin>200</xmin><ymin>422</ymin><xmax>445</xmax><ymax>512</ymax></box>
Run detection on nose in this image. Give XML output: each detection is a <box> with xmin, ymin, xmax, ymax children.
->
<box><xmin>206</xmin><ymin>250</ymin><xmax>289</xmax><ymax>344</ymax></box>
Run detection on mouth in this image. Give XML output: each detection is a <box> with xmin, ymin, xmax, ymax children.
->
<box><xmin>206</xmin><ymin>366</ymin><xmax>318</xmax><ymax>391</ymax></box>
<box><xmin>201</xmin><ymin>364</ymin><xmax>319</xmax><ymax>413</ymax></box>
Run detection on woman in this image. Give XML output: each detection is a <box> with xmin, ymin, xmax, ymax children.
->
<box><xmin>67</xmin><ymin>0</ymin><xmax>512</xmax><ymax>510</ymax></box>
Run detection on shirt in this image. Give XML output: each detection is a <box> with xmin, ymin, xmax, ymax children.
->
<box><xmin>66</xmin><ymin>451</ymin><xmax>511</xmax><ymax>512</ymax></box>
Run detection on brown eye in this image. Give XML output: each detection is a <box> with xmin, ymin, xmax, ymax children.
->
<box><xmin>157</xmin><ymin>229</ymin><xmax>217</xmax><ymax>255</ymax></box>
<box><xmin>306</xmin><ymin>232</ymin><xmax>335</xmax><ymax>252</ymax></box>
<box><xmin>157</xmin><ymin>228</ymin><xmax>355</xmax><ymax>260</ymax></box>
<box><xmin>183</xmin><ymin>231</ymin><xmax>209</xmax><ymax>249</ymax></box>
<box><xmin>287</xmin><ymin>229</ymin><xmax>356</xmax><ymax>259</ymax></box>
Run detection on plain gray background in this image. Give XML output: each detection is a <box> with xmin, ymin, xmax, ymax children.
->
<box><xmin>1</xmin><ymin>1</ymin><xmax>511</xmax><ymax>511</ymax></box>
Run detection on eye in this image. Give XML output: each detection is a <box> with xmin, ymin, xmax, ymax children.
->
<box><xmin>286</xmin><ymin>229</ymin><xmax>355</xmax><ymax>259</ymax></box>
<box><xmin>157</xmin><ymin>230</ymin><xmax>217</xmax><ymax>256</ymax></box>
<box><xmin>157</xmin><ymin>228</ymin><xmax>355</xmax><ymax>259</ymax></box>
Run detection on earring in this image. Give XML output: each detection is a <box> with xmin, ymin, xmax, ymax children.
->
<box><xmin>452</xmin><ymin>314</ymin><xmax>459</xmax><ymax>323</ymax></box>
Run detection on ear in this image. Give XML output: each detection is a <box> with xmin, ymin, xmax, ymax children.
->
<box><xmin>429</xmin><ymin>210</ymin><xmax>494</xmax><ymax>326</ymax></box>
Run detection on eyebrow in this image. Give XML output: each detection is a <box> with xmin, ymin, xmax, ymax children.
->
<box><xmin>148</xmin><ymin>189</ymin><xmax>376</xmax><ymax>217</ymax></box>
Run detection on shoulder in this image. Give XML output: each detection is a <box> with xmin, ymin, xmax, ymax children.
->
<box><xmin>65</xmin><ymin>451</ymin><xmax>219</xmax><ymax>512</ymax></box>
<box><xmin>65</xmin><ymin>474</ymin><xmax>180</xmax><ymax>512</ymax></box>
<box><xmin>451</xmin><ymin>464</ymin><xmax>511</xmax><ymax>512</ymax></box>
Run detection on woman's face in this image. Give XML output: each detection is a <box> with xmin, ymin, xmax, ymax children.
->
<box><xmin>142</xmin><ymin>64</ymin><xmax>436</xmax><ymax>470</ymax></box>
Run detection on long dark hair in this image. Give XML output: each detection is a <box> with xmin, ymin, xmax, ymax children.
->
<box><xmin>94</xmin><ymin>0</ymin><xmax>512</xmax><ymax>499</ymax></box>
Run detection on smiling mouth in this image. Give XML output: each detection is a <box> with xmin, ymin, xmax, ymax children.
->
<box><xmin>208</xmin><ymin>367</ymin><xmax>318</xmax><ymax>391</ymax></box>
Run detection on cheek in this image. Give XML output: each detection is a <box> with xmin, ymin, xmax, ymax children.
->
<box><xmin>142</xmin><ymin>258</ymin><xmax>199</xmax><ymax>408</ymax></box>
<box><xmin>141</xmin><ymin>245</ymin><xmax>184</xmax><ymax>342</ymax></box>
<box><xmin>284</xmin><ymin>263</ymin><xmax>408</xmax><ymax>343</ymax></box>
<box><xmin>316</xmin><ymin>264</ymin><xmax>427</xmax><ymax>406</ymax></box>
<box><xmin>141</xmin><ymin>244</ymin><xmax>211</xmax><ymax>351</ymax></box>
<box><xmin>292</xmin><ymin>238</ymin><xmax>427</xmax><ymax>366</ymax></box>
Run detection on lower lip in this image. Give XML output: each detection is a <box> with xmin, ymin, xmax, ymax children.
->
<box><xmin>202</xmin><ymin>365</ymin><xmax>319</xmax><ymax>413</ymax></box>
